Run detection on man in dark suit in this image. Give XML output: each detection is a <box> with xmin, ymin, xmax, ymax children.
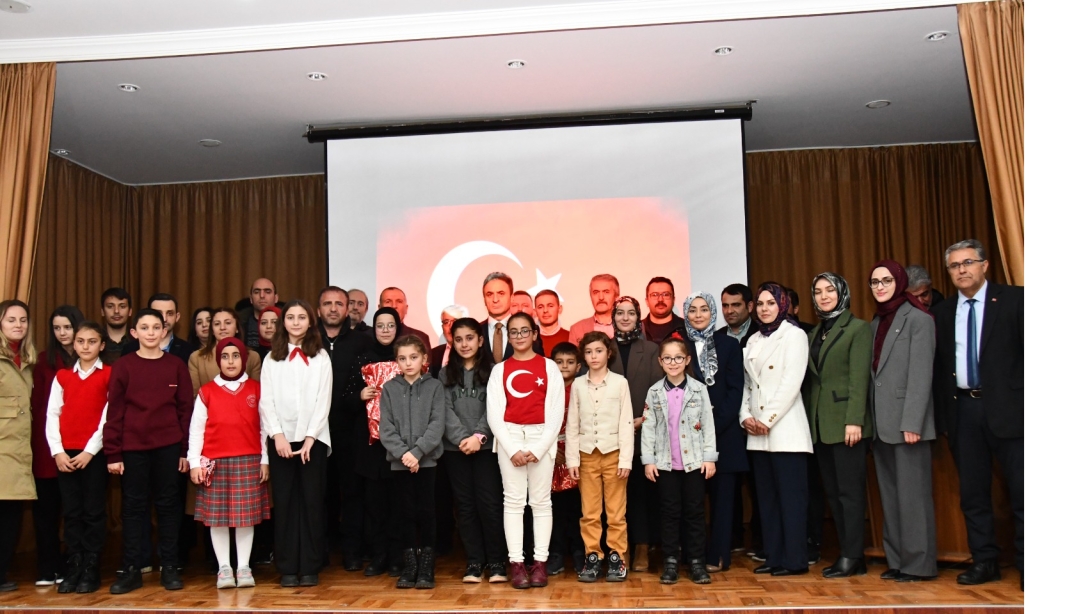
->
<box><xmin>121</xmin><ymin>292</ymin><xmax>195</xmax><ymax>362</ymax></box>
<box><xmin>379</xmin><ymin>286</ymin><xmax>432</xmax><ymax>354</ymax></box>
<box><xmin>933</xmin><ymin>239</ymin><xmax>1023</xmax><ymax>588</ymax></box>
<box><xmin>428</xmin><ymin>305</ymin><xmax>469</xmax><ymax>378</ymax></box>
<box><xmin>348</xmin><ymin>289</ymin><xmax>373</xmax><ymax>337</ymax></box>
<box><xmin>480</xmin><ymin>272</ymin><xmax>543</xmax><ymax>360</ymax></box>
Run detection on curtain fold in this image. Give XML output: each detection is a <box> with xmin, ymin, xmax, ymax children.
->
<box><xmin>0</xmin><ymin>62</ymin><xmax>56</xmax><ymax>301</ymax></box>
<box><xmin>958</xmin><ymin>0</ymin><xmax>1023</xmax><ymax>284</ymax></box>
<box><xmin>746</xmin><ymin>143</ymin><xmax>1001</xmax><ymax>322</ymax></box>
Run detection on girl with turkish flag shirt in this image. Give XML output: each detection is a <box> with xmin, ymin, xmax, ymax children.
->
<box><xmin>485</xmin><ymin>312</ymin><xmax>565</xmax><ymax>590</ymax></box>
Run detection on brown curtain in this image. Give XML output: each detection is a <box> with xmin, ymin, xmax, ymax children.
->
<box><xmin>0</xmin><ymin>63</ymin><xmax>56</xmax><ymax>302</ymax></box>
<box><xmin>958</xmin><ymin>0</ymin><xmax>1023</xmax><ymax>284</ymax></box>
<box><xmin>746</xmin><ymin>143</ymin><xmax>1001</xmax><ymax>323</ymax></box>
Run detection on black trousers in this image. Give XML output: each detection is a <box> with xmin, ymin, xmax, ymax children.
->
<box><xmin>364</xmin><ymin>474</ymin><xmax>398</xmax><ymax>561</ymax></box>
<box><xmin>627</xmin><ymin>434</ymin><xmax>660</xmax><ymax>546</ymax></box>
<box><xmin>815</xmin><ymin>440</ymin><xmax>869</xmax><ymax>559</ymax></box>
<box><xmin>121</xmin><ymin>443</ymin><xmax>183</xmax><ymax>569</ymax></box>
<box><xmin>806</xmin><ymin>453</ymin><xmax>826</xmax><ymax>545</ymax></box>
<box><xmin>658</xmin><ymin>469</ymin><xmax>706</xmax><ymax>560</ymax></box>
<box><xmin>326</xmin><ymin>421</ymin><xmax>366</xmax><ymax>558</ymax></box>
<box><xmin>268</xmin><ymin>439</ymin><xmax>328</xmax><ymax>576</ymax></box>
<box><xmin>952</xmin><ymin>395</ymin><xmax>1024</xmax><ymax>570</ymax></box>
<box><xmin>707</xmin><ymin>470</ymin><xmax>739</xmax><ymax>565</ymax></box>
<box><xmin>33</xmin><ymin>477</ymin><xmax>62</xmax><ymax>578</ymax></box>
<box><xmin>752</xmin><ymin>451</ymin><xmax>808</xmax><ymax>571</ymax></box>
<box><xmin>0</xmin><ymin>500</ymin><xmax>24</xmax><ymax>582</ymax></box>
<box><xmin>434</xmin><ymin>459</ymin><xmax>455</xmax><ymax>554</ymax></box>
<box><xmin>550</xmin><ymin>488</ymin><xmax>582</xmax><ymax>558</ymax></box>
<box><xmin>446</xmin><ymin>451</ymin><xmax>506</xmax><ymax>565</ymax></box>
<box><xmin>57</xmin><ymin>451</ymin><xmax>109</xmax><ymax>557</ymax></box>
<box><xmin>739</xmin><ymin>456</ymin><xmax>764</xmax><ymax>549</ymax></box>
<box><xmin>394</xmin><ymin>467</ymin><xmax>437</xmax><ymax>549</ymax></box>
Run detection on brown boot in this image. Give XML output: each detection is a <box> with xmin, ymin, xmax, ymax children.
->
<box><xmin>632</xmin><ymin>544</ymin><xmax>649</xmax><ymax>572</ymax></box>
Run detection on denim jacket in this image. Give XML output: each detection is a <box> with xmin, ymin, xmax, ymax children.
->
<box><xmin>640</xmin><ymin>375</ymin><xmax>717</xmax><ymax>473</ymax></box>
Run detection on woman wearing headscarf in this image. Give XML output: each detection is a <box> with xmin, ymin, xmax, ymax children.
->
<box><xmin>739</xmin><ymin>283</ymin><xmax>811</xmax><ymax>576</ymax></box>
<box><xmin>606</xmin><ymin>297</ymin><xmax>664</xmax><ymax>572</ymax></box>
<box><xmin>680</xmin><ymin>292</ymin><xmax>745</xmax><ymax>573</ymax></box>
<box><xmin>803</xmin><ymin>273</ymin><xmax>873</xmax><ymax>579</ymax></box>
<box><xmin>868</xmin><ymin>260</ymin><xmax>937</xmax><ymax>582</ymax></box>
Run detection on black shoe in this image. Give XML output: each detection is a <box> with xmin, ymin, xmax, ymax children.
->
<box><xmin>280</xmin><ymin>574</ymin><xmax>300</xmax><ymax>587</ymax></box>
<box><xmin>896</xmin><ymin>572</ymin><xmax>936</xmax><ymax>583</ymax></box>
<box><xmin>606</xmin><ymin>552</ymin><xmax>628</xmax><ymax>582</ymax></box>
<box><xmin>0</xmin><ymin>581</ymin><xmax>16</xmax><ymax>592</ymax></box>
<box><xmin>660</xmin><ymin>556</ymin><xmax>679</xmax><ymax>584</ymax></box>
<box><xmin>689</xmin><ymin>559</ymin><xmax>711</xmax><ymax>584</ymax></box>
<box><xmin>110</xmin><ymin>566</ymin><xmax>143</xmax><ymax>594</ymax></box>
<box><xmin>546</xmin><ymin>553</ymin><xmax>564</xmax><ymax>576</ymax></box>
<box><xmin>577</xmin><ymin>553</ymin><xmax>602</xmax><ymax>582</ymax></box>
<box><xmin>772</xmin><ymin>567</ymin><xmax>808</xmax><ymax>576</ymax></box>
<box><xmin>750</xmin><ymin>550</ymin><xmax>767</xmax><ymax>562</ymax></box>
<box><xmin>807</xmin><ymin>540</ymin><xmax>821</xmax><ymax>566</ymax></box>
<box><xmin>76</xmin><ymin>554</ymin><xmax>102</xmax><ymax>593</ymax></box>
<box><xmin>252</xmin><ymin>551</ymin><xmax>274</xmax><ymax>566</ymax></box>
<box><xmin>396</xmin><ymin>549</ymin><xmax>418</xmax><ymax>589</ymax></box>
<box><xmin>415</xmin><ymin>547</ymin><xmax>436</xmax><ymax>589</ymax></box>
<box><xmin>572</xmin><ymin>551</ymin><xmax>585</xmax><ymax>573</ymax></box>
<box><xmin>957</xmin><ymin>559</ymin><xmax>1000</xmax><ymax>585</ymax></box>
<box><xmin>387</xmin><ymin>557</ymin><xmax>403</xmax><ymax>578</ymax></box>
<box><xmin>364</xmin><ymin>553</ymin><xmax>388</xmax><ymax>576</ymax></box>
<box><xmin>58</xmin><ymin>553</ymin><xmax>84</xmax><ymax>593</ymax></box>
<box><xmin>486</xmin><ymin>562</ymin><xmax>508</xmax><ymax>583</ymax></box>
<box><xmin>343</xmin><ymin>553</ymin><xmax>364</xmax><ymax>572</ymax></box>
<box><xmin>823</xmin><ymin>556</ymin><xmax>866</xmax><ymax>578</ymax></box>
<box><xmin>880</xmin><ymin>568</ymin><xmax>901</xmax><ymax>580</ymax></box>
<box><xmin>462</xmin><ymin>563</ymin><xmax>483</xmax><ymax>583</ymax></box>
<box><xmin>753</xmin><ymin>564</ymin><xmax>777</xmax><ymax>574</ymax></box>
<box><xmin>160</xmin><ymin>565</ymin><xmax>184</xmax><ymax>590</ymax></box>
<box><xmin>299</xmin><ymin>574</ymin><xmax>319</xmax><ymax>587</ymax></box>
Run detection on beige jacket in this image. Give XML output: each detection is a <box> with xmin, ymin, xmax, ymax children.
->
<box><xmin>187</xmin><ymin>350</ymin><xmax>262</xmax><ymax>396</ymax></box>
<box><xmin>0</xmin><ymin>356</ymin><xmax>37</xmax><ymax>500</ymax></box>
<box><xmin>565</xmin><ymin>371</ymin><xmax>635</xmax><ymax>470</ymax></box>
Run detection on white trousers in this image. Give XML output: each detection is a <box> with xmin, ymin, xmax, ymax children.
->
<box><xmin>496</xmin><ymin>423</ymin><xmax>554</xmax><ymax>563</ymax></box>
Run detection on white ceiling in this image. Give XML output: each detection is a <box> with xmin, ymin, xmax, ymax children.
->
<box><xmin>28</xmin><ymin>3</ymin><xmax>977</xmax><ymax>185</ymax></box>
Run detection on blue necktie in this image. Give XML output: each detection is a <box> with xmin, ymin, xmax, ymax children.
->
<box><xmin>966</xmin><ymin>299</ymin><xmax>979</xmax><ymax>388</ymax></box>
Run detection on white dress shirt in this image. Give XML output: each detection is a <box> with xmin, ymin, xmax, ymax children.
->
<box><xmin>259</xmin><ymin>344</ymin><xmax>333</xmax><ymax>454</ymax></box>
<box><xmin>488</xmin><ymin>316</ymin><xmax>510</xmax><ymax>353</ymax></box>
<box><xmin>187</xmin><ymin>374</ymin><xmax>269</xmax><ymax>466</ymax></box>
<box><xmin>45</xmin><ymin>359</ymin><xmax>108</xmax><ymax>457</ymax></box>
<box><xmin>954</xmin><ymin>280</ymin><xmax>988</xmax><ymax>389</ymax></box>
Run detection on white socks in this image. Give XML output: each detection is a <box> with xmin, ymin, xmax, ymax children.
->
<box><xmin>210</xmin><ymin>526</ymin><xmax>256</xmax><ymax>569</ymax></box>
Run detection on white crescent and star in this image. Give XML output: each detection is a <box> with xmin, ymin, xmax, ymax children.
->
<box><xmin>505</xmin><ymin>369</ymin><xmax>545</xmax><ymax>398</ymax></box>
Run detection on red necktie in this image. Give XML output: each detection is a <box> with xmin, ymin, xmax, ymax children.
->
<box><xmin>289</xmin><ymin>347</ymin><xmax>309</xmax><ymax>365</ymax></box>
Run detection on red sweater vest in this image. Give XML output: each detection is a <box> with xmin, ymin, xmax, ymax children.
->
<box><xmin>502</xmin><ymin>355</ymin><xmax>549</xmax><ymax>425</ymax></box>
<box><xmin>198</xmin><ymin>379</ymin><xmax>262</xmax><ymax>460</ymax></box>
<box><xmin>55</xmin><ymin>366</ymin><xmax>111</xmax><ymax>451</ymax></box>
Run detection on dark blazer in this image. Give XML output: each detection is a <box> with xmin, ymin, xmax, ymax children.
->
<box><xmin>804</xmin><ymin>312</ymin><xmax>873</xmax><ymax>445</ymax></box>
<box><xmin>399</xmin><ymin>324</ymin><xmax>433</xmax><ymax>355</ymax></box>
<box><xmin>933</xmin><ymin>283</ymin><xmax>1024</xmax><ymax>439</ymax></box>
<box><xmin>870</xmin><ymin>303</ymin><xmax>936</xmax><ymax>442</ymax></box>
<box><xmin>685</xmin><ymin>331</ymin><xmax>746</xmax><ymax>473</ymax></box>
<box><xmin>607</xmin><ymin>338</ymin><xmax>665</xmax><ymax>414</ymax></box>
<box><xmin>479</xmin><ymin>319</ymin><xmax>544</xmax><ymax>359</ymax></box>
<box><xmin>428</xmin><ymin>344</ymin><xmax>447</xmax><ymax>378</ymax></box>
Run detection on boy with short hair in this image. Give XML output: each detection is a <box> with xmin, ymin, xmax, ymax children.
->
<box><xmin>546</xmin><ymin>343</ymin><xmax>584</xmax><ymax>576</ymax></box>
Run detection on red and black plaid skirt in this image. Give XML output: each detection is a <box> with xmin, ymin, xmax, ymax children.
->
<box><xmin>194</xmin><ymin>454</ymin><xmax>270</xmax><ymax>527</ymax></box>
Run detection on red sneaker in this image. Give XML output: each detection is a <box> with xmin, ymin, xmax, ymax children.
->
<box><xmin>529</xmin><ymin>561</ymin><xmax>548</xmax><ymax>587</ymax></box>
<box><xmin>510</xmin><ymin>562</ymin><xmax>530</xmax><ymax>589</ymax></box>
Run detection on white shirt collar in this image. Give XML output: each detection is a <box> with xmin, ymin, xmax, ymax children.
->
<box><xmin>214</xmin><ymin>373</ymin><xmax>249</xmax><ymax>390</ymax></box>
<box><xmin>74</xmin><ymin>359</ymin><xmax>104</xmax><ymax>377</ymax></box>
<box><xmin>288</xmin><ymin>342</ymin><xmax>300</xmax><ymax>351</ymax></box>
<box><xmin>487</xmin><ymin>315</ymin><xmax>510</xmax><ymax>328</ymax></box>
<box><xmin>958</xmin><ymin>280</ymin><xmax>989</xmax><ymax>305</ymax></box>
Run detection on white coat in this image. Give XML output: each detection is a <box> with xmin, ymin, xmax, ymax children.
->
<box><xmin>739</xmin><ymin>323</ymin><xmax>813</xmax><ymax>454</ymax></box>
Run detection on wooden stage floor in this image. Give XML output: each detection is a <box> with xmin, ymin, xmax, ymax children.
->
<box><xmin>0</xmin><ymin>551</ymin><xmax>1024</xmax><ymax>613</ymax></box>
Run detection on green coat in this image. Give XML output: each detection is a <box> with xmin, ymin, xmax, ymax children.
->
<box><xmin>803</xmin><ymin>312</ymin><xmax>873</xmax><ymax>445</ymax></box>
<box><xmin>0</xmin><ymin>354</ymin><xmax>37</xmax><ymax>500</ymax></box>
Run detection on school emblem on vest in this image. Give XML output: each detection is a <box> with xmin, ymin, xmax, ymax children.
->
<box><xmin>246</xmin><ymin>394</ymin><xmax>257</xmax><ymax>408</ymax></box>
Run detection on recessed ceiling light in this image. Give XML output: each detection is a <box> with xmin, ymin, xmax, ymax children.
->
<box><xmin>306</xmin><ymin>72</ymin><xmax>328</xmax><ymax>81</ymax></box>
<box><xmin>117</xmin><ymin>83</ymin><xmax>140</xmax><ymax>93</ymax></box>
<box><xmin>51</xmin><ymin>148</ymin><xmax>70</xmax><ymax>156</ymax></box>
<box><xmin>507</xmin><ymin>60</ymin><xmax>525</xmax><ymax>69</ymax></box>
<box><xmin>865</xmin><ymin>100</ymin><xmax>892</xmax><ymax>109</ymax></box>
<box><xmin>714</xmin><ymin>46</ymin><xmax>733</xmax><ymax>56</ymax></box>
<box><xmin>0</xmin><ymin>1</ymin><xmax>32</xmax><ymax>14</ymax></box>
<box><xmin>925</xmin><ymin>31</ymin><xmax>949</xmax><ymax>42</ymax></box>
<box><xmin>198</xmin><ymin>139</ymin><xmax>222</xmax><ymax>148</ymax></box>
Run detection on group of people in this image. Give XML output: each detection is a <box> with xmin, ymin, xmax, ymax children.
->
<box><xmin>0</xmin><ymin>238</ymin><xmax>1023</xmax><ymax>595</ymax></box>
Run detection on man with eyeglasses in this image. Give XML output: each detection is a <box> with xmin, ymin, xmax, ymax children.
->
<box><xmin>642</xmin><ymin>277</ymin><xmax>686</xmax><ymax>343</ymax></box>
<box><xmin>932</xmin><ymin>239</ymin><xmax>1023</xmax><ymax>590</ymax></box>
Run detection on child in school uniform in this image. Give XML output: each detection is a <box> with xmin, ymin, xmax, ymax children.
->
<box><xmin>547</xmin><ymin>342</ymin><xmax>585</xmax><ymax>577</ymax></box>
<box><xmin>259</xmin><ymin>300</ymin><xmax>333</xmax><ymax>588</ymax></box>
<box><xmin>46</xmin><ymin>321</ymin><xmax>110</xmax><ymax>593</ymax></box>
<box><xmin>566</xmin><ymin>332</ymin><xmax>635</xmax><ymax>583</ymax></box>
<box><xmin>641</xmin><ymin>335</ymin><xmax>717</xmax><ymax>585</ymax></box>
<box><xmin>188</xmin><ymin>337</ymin><xmax>270</xmax><ymax>589</ymax></box>
<box><xmin>379</xmin><ymin>335</ymin><xmax>446</xmax><ymax>590</ymax></box>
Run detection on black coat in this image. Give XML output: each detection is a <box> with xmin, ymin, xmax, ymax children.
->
<box><xmin>686</xmin><ymin>330</ymin><xmax>746</xmax><ymax>473</ymax></box>
<box><xmin>933</xmin><ymin>283</ymin><xmax>1023</xmax><ymax>439</ymax></box>
<box><xmin>479</xmin><ymin>319</ymin><xmax>544</xmax><ymax>359</ymax></box>
<box><xmin>320</xmin><ymin>321</ymin><xmax>369</xmax><ymax>426</ymax></box>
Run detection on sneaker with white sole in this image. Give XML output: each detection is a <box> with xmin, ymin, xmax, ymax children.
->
<box><xmin>34</xmin><ymin>574</ymin><xmax>58</xmax><ymax>587</ymax></box>
<box><xmin>235</xmin><ymin>567</ymin><xmax>255</xmax><ymax>588</ymax></box>
<box><xmin>216</xmin><ymin>565</ymin><xmax>235</xmax><ymax>589</ymax></box>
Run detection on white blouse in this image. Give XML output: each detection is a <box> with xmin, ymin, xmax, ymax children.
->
<box><xmin>259</xmin><ymin>344</ymin><xmax>333</xmax><ymax>454</ymax></box>
<box><xmin>44</xmin><ymin>359</ymin><xmax>108</xmax><ymax>457</ymax></box>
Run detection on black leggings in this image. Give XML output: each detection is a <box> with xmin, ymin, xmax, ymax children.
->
<box><xmin>0</xmin><ymin>500</ymin><xmax>25</xmax><ymax>582</ymax></box>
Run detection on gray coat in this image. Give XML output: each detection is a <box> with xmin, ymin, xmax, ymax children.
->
<box><xmin>378</xmin><ymin>373</ymin><xmax>446</xmax><ymax>470</ymax></box>
<box><xmin>870</xmin><ymin>302</ymin><xmax>936</xmax><ymax>443</ymax></box>
<box><xmin>441</xmin><ymin>367</ymin><xmax>494</xmax><ymax>452</ymax></box>
<box><xmin>641</xmin><ymin>376</ymin><xmax>717</xmax><ymax>473</ymax></box>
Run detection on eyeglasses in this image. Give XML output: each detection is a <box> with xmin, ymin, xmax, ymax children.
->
<box><xmin>947</xmin><ymin>258</ymin><xmax>985</xmax><ymax>271</ymax></box>
<box><xmin>869</xmin><ymin>277</ymin><xmax>895</xmax><ymax>289</ymax></box>
<box><xmin>375</xmin><ymin>323</ymin><xmax>397</xmax><ymax>331</ymax></box>
<box><xmin>649</xmin><ymin>292</ymin><xmax>673</xmax><ymax>300</ymax></box>
<box><xmin>661</xmin><ymin>356</ymin><xmax>687</xmax><ymax>365</ymax></box>
<box><xmin>508</xmin><ymin>328</ymin><xmax>533</xmax><ymax>339</ymax></box>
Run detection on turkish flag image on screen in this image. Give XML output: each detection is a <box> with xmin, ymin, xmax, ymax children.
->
<box><xmin>376</xmin><ymin>198</ymin><xmax>692</xmax><ymax>343</ymax></box>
